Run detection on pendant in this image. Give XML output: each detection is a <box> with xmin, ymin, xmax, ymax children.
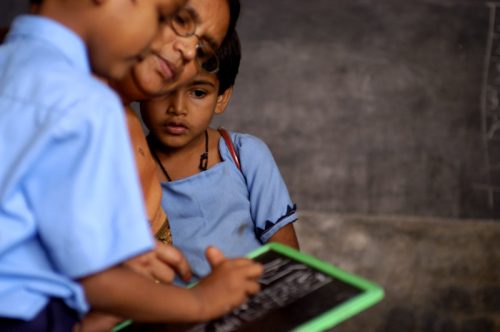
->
<box><xmin>199</xmin><ymin>152</ymin><xmax>208</xmax><ymax>171</ymax></box>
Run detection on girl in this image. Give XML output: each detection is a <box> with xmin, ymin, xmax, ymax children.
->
<box><xmin>141</xmin><ymin>30</ymin><xmax>299</xmax><ymax>283</ymax></box>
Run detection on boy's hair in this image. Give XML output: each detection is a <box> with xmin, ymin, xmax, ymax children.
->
<box><xmin>24</xmin><ymin>0</ymin><xmax>240</xmax><ymax>36</ymax></box>
<box><xmin>216</xmin><ymin>29</ymin><xmax>241</xmax><ymax>95</ymax></box>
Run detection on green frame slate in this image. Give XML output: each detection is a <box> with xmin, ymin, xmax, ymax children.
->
<box><xmin>249</xmin><ymin>242</ymin><xmax>384</xmax><ymax>332</ymax></box>
<box><xmin>112</xmin><ymin>242</ymin><xmax>384</xmax><ymax>332</ymax></box>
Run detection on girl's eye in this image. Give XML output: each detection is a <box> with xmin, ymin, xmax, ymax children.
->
<box><xmin>192</xmin><ymin>89</ymin><xmax>207</xmax><ymax>98</ymax></box>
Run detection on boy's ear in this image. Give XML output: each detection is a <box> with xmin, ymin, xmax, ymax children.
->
<box><xmin>214</xmin><ymin>86</ymin><xmax>233</xmax><ymax>115</ymax></box>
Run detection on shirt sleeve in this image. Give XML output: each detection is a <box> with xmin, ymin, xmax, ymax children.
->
<box><xmin>24</xmin><ymin>93</ymin><xmax>154</xmax><ymax>278</ymax></box>
<box><xmin>234</xmin><ymin>133</ymin><xmax>298</xmax><ymax>243</ymax></box>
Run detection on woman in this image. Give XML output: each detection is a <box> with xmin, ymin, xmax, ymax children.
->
<box><xmin>111</xmin><ymin>0</ymin><xmax>241</xmax><ymax>246</ymax></box>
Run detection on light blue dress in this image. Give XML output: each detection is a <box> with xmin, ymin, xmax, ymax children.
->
<box><xmin>0</xmin><ymin>16</ymin><xmax>154</xmax><ymax>320</ymax></box>
<box><xmin>161</xmin><ymin>132</ymin><xmax>297</xmax><ymax>283</ymax></box>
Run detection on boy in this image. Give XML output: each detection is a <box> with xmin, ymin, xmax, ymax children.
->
<box><xmin>141</xmin><ymin>30</ymin><xmax>299</xmax><ymax>284</ymax></box>
<box><xmin>79</xmin><ymin>1</ymin><xmax>241</xmax><ymax>329</ymax></box>
<box><xmin>0</xmin><ymin>0</ymin><xmax>261</xmax><ymax>330</ymax></box>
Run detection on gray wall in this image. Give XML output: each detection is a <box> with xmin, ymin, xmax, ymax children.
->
<box><xmin>2</xmin><ymin>0</ymin><xmax>499</xmax><ymax>219</ymax></box>
<box><xmin>0</xmin><ymin>0</ymin><xmax>28</xmax><ymax>25</ymax></box>
<box><xmin>216</xmin><ymin>0</ymin><xmax>499</xmax><ymax>219</ymax></box>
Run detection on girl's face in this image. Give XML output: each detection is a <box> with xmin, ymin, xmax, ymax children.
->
<box><xmin>141</xmin><ymin>73</ymin><xmax>229</xmax><ymax>150</ymax></box>
<box><xmin>122</xmin><ymin>0</ymin><xmax>230</xmax><ymax>99</ymax></box>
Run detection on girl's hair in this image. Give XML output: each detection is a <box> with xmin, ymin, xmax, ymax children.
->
<box><xmin>216</xmin><ymin>29</ymin><xmax>241</xmax><ymax>95</ymax></box>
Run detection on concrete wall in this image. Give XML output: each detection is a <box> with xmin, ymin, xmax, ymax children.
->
<box><xmin>1</xmin><ymin>0</ymin><xmax>499</xmax><ymax>219</ymax></box>
<box><xmin>0</xmin><ymin>0</ymin><xmax>28</xmax><ymax>25</ymax></box>
<box><xmin>216</xmin><ymin>0</ymin><xmax>498</xmax><ymax>219</ymax></box>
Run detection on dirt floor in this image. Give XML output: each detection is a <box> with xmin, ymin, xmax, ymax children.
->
<box><xmin>294</xmin><ymin>211</ymin><xmax>500</xmax><ymax>332</ymax></box>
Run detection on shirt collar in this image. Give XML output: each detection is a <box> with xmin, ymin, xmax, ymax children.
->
<box><xmin>7</xmin><ymin>15</ymin><xmax>91</xmax><ymax>74</ymax></box>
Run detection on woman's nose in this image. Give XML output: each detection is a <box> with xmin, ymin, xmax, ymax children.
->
<box><xmin>174</xmin><ymin>34</ymin><xmax>198</xmax><ymax>64</ymax></box>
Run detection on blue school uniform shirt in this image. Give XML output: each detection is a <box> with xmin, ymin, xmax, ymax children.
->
<box><xmin>0</xmin><ymin>16</ymin><xmax>154</xmax><ymax>319</ymax></box>
<box><xmin>162</xmin><ymin>132</ymin><xmax>297</xmax><ymax>283</ymax></box>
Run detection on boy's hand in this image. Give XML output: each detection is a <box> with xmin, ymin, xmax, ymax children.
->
<box><xmin>73</xmin><ymin>311</ymin><xmax>123</xmax><ymax>332</ymax></box>
<box><xmin>124</xmin><ymin>242</ymin><xmax>192</xmax><ymax>284</ymax></box>
<box><xmin>154</xmin><ymin>242</ymin><xmax>192</xmax><ymax>282</ymax></box>
<box><xmin>191</xmin><ymin>247</ymin><xmax>263</xmax><ymax>321</ymax></box>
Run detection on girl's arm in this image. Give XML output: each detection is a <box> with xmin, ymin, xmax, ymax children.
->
<box><xmin>235</xmin><ymin>133</ymin><xmax>299</xmax><ymax>247</ymax></box>
<box><xmin>268</xmin><ymin>223</ymin><xmax>300</xmax><ymax>249</ymax></box>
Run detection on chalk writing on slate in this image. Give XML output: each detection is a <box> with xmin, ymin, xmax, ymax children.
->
<box><xmin>188</xmin><ymin>250</ymin><xmax>361</xmax><ymax>332</ymax></box>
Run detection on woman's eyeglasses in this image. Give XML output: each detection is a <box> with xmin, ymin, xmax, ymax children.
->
<box><xmin>169</xmin><ymin>9</ymin><xmax>219</xmax><ymax>74</ymax></box>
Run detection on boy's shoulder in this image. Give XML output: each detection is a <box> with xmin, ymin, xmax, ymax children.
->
<box><xmin>0</xmin><ymin>15</ymin><xmax>121</xmax><ymax>115</ymax></box>
<box><xmin>1</xmin><ymin>37</ymin><xmax>121</xmax><ymax>122</ymax></box>
<box><xmin>6</xmin><ymin>65</ymin><xmax>119</xmax><ymax>124</ymax></box>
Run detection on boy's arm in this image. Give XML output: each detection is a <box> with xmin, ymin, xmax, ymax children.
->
<box><xmin>79</xmin><ymin>248</ymin><xmax>263</xmax><ymax>322</ymax></box>
<box><xmin>268</xmin><ymin>224</ymin><xmax>300</xmax><ymax>250</ymax></box>
<box><xmin>77</xmin><ymin>243</ymin><xmax>193</xmax><ymax>331</ymax></box>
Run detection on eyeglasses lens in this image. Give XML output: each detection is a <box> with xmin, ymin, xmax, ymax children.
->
<box><xmin>196</xmin><ymin>42</ymin><xmax>219</xmax><ymax>73</ymax></box>
<box><xmin>170</xmin><ymin>9</ymin><xmax>219</xmax><ymax>73</ymax></box>
<box><xmin>170</xmin><ymin>9</ymin><xmax>196</xmax><ymax>37</ymax></box>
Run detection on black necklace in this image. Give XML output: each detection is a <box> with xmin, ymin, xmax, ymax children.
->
<box><xmin>149</xmin><ymin>130</ymin><xmax>209</xmax><ymax>182</ymax></box>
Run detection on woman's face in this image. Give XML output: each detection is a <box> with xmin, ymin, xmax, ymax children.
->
<box><xmin>121</xmin><ymin>0</ymin><xmax>230</xmax><ymax>100</ymax></box>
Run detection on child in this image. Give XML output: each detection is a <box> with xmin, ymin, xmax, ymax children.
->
<box><xmin>141</xmin><ymin>30</ymin><xmax>300</xmax><ymax>284</ymax></box>
<box><xmin>78</xmin><ymin>1</ymin><xmax>242</xmax><ymax>328</ymax></box>
<box><xmin>0</xmin><ymin>1</ymin><xmax>261</xmax><ymax>330</ymax></box>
